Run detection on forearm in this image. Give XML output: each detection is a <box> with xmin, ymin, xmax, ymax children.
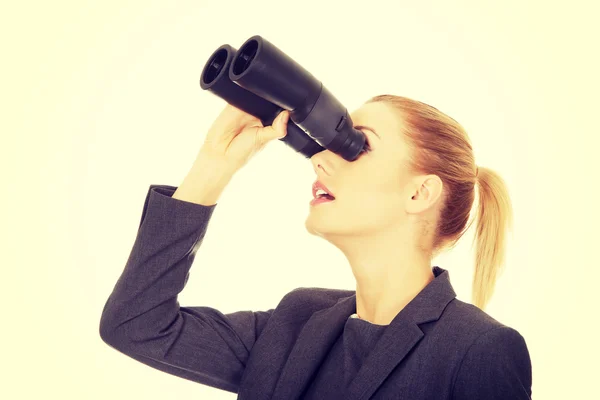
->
<box><xmin>172</xmin><ymin>155</ymin><xmax>235</xmax><ymax>206</ymax></box>
<box><xmin>99</xmin><ymin>185</ymin><xmax>217</xmax><ymax>344</ymax></box>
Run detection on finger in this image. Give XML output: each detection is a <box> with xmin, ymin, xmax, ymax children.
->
<box><xmin>254</xmin><ymin>110</ymin><xmax>289</xmax><ymax>147</ymax></box>
<box><xmin>271</xmin><ymin>110</ymin><xmax>289</xmax><ymax>139</ymax></box>
<box><xmin>258</xmin><ymin>111</ymin><xmax>286</xmax><ymax>144</ymax></box>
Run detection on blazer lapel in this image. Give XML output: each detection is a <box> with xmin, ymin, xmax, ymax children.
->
<box><xmin>271</xmin><ymin>293</ymin><xmax>357</xmax><ymax>400</ymax></box>
<box><xmin>269</xmin><ymin>266</ymin><xmax>456</xmax><ymax>400</ymax></box>
<box><xmin>346</xmin><ymin>266</ymin><xmax>457</xmax><ymax>400</ymax></box>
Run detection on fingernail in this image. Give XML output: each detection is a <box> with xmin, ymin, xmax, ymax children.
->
<box><xmin>277</xmin><ymin>111</ymin><xmax>286</xmax><ymax>129</ymax></box>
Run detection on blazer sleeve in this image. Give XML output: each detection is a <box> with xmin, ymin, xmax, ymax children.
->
<box><xmin>99</xmin><ymin>184</ymin><xmax>274</xmax><ymax>394</ymax></box>
<box><xmin>451</xmin><ymin>325</ymin><xmax>533</xmax><ymax>399</ymax></box>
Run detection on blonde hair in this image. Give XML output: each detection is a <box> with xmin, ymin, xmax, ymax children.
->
<box><xmin>366</xmin><ymin>95</ymin><xmax>514</xmax><ymax>311</ymax></box>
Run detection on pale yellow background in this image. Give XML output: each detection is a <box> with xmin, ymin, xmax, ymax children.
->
<box><xmin>2</xmin><ymin>0</ymin><xmax>598</xmax><ymax>398</ymax></box>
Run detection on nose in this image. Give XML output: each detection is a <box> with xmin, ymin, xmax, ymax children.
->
<box><xmin>310</xmin><ymin>151</ymin><xmax>330</xmax><ymax>176</ymax></box>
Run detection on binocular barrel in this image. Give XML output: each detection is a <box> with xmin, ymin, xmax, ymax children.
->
<box><xmin>200</xmin><ymin>35</ymin><xmax>367</xmax><ymax>161</ymax></box>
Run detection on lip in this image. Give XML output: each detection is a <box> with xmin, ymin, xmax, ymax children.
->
<box><xmin>312</xmin><ymin>180</ymin><xmax>335</xmax><ymax>199</ymax></box>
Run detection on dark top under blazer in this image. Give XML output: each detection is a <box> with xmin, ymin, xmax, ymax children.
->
<box><xmin>100</xmin><ymin>184</ymin><xmax>533</xmax><ymax>400</ymax></box>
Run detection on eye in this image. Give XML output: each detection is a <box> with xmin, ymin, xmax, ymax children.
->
<box><xmin>360</xmin><ymin>131</ymin><xmax>372</xmax><ymax>154</ymax></box>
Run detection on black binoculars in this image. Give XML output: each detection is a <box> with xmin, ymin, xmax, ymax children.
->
<box><xmin>199</xmin><ymin>35</ymin><xmax>368</xmax><ymax>162</ymax></box>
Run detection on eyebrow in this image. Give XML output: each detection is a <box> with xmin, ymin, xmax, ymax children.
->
<box><xmin>354</xmin><ymin>125</ymin><xmax>381</xmax><ymax>140</ymax></box>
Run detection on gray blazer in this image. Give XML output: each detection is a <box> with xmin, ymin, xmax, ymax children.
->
<box><xmin>100</xmin><ymin>184</ymin><xmax>532</xmax><ymax>399</ymax></box>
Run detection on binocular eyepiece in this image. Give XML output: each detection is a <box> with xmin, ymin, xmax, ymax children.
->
<box><xmin>200</xmin><ymin>35</ymin><xmax>368</xmax><ymax>162</ymax></box>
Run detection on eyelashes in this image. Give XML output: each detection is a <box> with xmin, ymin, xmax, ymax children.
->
<box><xmin>361</xmin><ymin>132</ymin><xmax>372</xmax><ymax>154</ymax></box>
<box><xmin>362</xmin><ymin>141</ymin><xmax>372</xmax><ymax>154</ymax></box>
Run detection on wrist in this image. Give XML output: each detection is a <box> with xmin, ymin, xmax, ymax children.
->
<box><xmin>171</xmin><ymin>157</ymin><xmax>235</xmax><ymax>206</ymax></box>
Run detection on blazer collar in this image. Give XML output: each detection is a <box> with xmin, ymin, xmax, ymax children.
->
<box><xmin>271</xmin><ymin>266</ymin><xmax>457</xmax><ymax>400</ymax></box>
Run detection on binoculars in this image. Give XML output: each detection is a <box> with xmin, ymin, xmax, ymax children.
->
<box><xmin>199</xmin><ymin>35</ymin><xmax>368</xmax><ymax>162</ymax></box>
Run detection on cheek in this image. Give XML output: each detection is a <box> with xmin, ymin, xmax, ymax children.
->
<box><xmin>333</xmin><ymin>198</ymin><xmax>404</xmax><ymax>234</ymax></box>
<box><xmin>341</xmin><ymin>191</ymin><xmax>404</xmax><ymax>220</ymax></box>
<box><xmin>340</xmin><ymin>164</ymin><xmax>405</xmax><ymax>210</ymax></box>
<box><xmin>358</xmin><ymin>177</ymin><xmax>404</xmax><ymax>201</ymax></box>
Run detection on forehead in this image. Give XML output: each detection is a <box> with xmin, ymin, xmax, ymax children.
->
<box><xmin>349</xmin><ymin>102</ymin><xmax>403</xmax><ymax>139</ymax></box>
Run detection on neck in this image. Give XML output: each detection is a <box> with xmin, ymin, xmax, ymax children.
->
<box><xmin>331</xmin><ymin>229</ymin><xmax>436</xmax><ymax>326</ymax></box>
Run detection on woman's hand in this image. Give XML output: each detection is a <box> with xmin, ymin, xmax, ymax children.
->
<box><xmin>197</xmin><ymin>103</ymin><xmax>289</xmax><ymax>175</ymax></box>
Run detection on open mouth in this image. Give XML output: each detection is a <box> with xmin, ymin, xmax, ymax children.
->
<box><xmin>315</xmin><ymin>189</ymin><xmax>335</xmax><ymax>201</ymax></box>
<box><xmin>312</xmin><ymin>180</ymin><xmax>336</xmax><ymax>200</ymax></box>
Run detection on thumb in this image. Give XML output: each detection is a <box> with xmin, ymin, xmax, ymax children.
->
<box><xmin>270</xmin><ymin>110</ymin><xmax>289</xmax><ymax>140</ymax></box>
<box><xmin>257</xmin><ymin>110</ymin><xmax>289</xmax><ymax>147</ymax></box>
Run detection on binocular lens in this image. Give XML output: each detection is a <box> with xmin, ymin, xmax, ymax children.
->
<box><xmin>203</xmin><ymin>49</ymin><xmax>228</xmax><ymax>85</ymax></box>
<box><xmin>232</xmin><ymin>40</ymin><xmax>258</xmax><ymax>76</ymax></box>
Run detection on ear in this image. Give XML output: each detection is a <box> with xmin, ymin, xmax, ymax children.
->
<box><xmin>408</xmin><ymin>175</ymin><xmax>443</xmax><ymax>212</ymax></box>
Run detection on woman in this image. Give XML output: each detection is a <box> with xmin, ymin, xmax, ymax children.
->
<box><xmin>100</xmin><ymin>96</ymin><xmax>532</xmax><ymax>399</ymax></box>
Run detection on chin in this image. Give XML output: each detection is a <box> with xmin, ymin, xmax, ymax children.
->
<box><xmin>304</xmin><ymin>213</ymin><xmax>347</xmax><ymax>239</ymax></box>
<box><xmin>304</xmin><ymin>214</ymin><xmax>328</xmax><ymax>237</ymax></box>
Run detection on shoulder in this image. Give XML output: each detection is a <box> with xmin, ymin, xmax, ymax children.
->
<box><xmin>443</xmin><ymin>299</ymin><xmax>533</xmax><ymax>399</ymax></box>
<box><xmin>282</xmin><ymin>286</ymin><xmax>355</xmax><ymax>305</ymax></box>
<box><xmin>443</xmin><ymin>297</ymin><xmax>508</xmax><ymax>335</ymax></box>
<box><xmin>275</xmin><ymin>286</ymin><xmax>354</xmax><ymax>315</ymax></box>
<box><xmin>262</xmin><ymin>286</ymin><xmax>354</xmax><ymax>327</ymax></box>
<box><xmin>442</xmin><ymin>298</ymin><xmax>531</xmax><ymax>363</ymax></box>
